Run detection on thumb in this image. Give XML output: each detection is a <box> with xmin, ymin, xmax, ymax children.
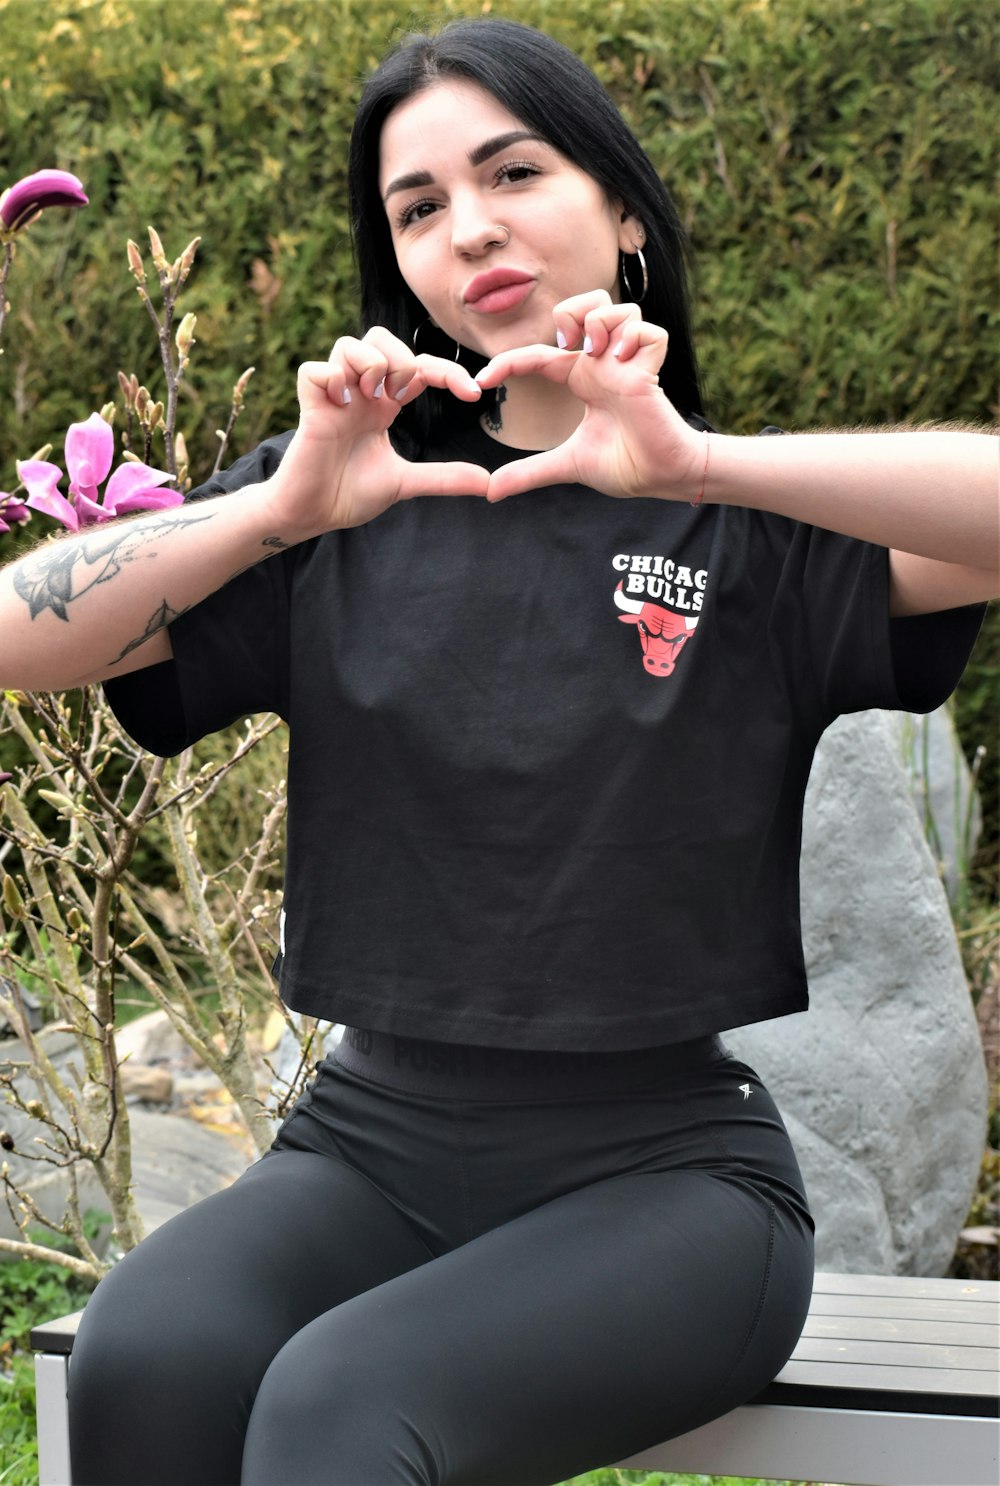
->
<box><xmin>395</xmin><ymin>459</ymin><xmax>491</xmax><ymax>501</ymax></box>
<box><xmin>486</xmin><ymin>448</ymin><xmax>576</xmax><ymax>504</ymax></box>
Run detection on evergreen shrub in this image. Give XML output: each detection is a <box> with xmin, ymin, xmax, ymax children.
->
<box><xmin>1</xmin><ymin>0</ymin><xmax>996</xmax><ymax>838</ymax></box>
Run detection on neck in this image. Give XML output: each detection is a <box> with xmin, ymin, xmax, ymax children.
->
<box><xmin>481</xmin><ymin>374</ymin><xmax>583</xmax><ymax>452</ymax></box>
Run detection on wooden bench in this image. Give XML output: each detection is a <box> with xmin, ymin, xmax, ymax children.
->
<box><xmin>31</xmin><ymin>1271</ymin><xmax>999</xmax><ymax>1486</ymax></box>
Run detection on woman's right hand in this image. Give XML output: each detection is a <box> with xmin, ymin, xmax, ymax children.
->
<box><xmin>264</xmin><ymin>328</ymin><xmax>490</xmax><ymax>539</ymax></box>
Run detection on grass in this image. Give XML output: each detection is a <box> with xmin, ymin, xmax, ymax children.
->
<box><xmin>558</xmin><ymin>1473</ymin><xmax>833</xmax><ymax>1484</ymax></box>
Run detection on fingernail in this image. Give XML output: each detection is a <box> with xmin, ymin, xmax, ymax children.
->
<box><xmin>612</xmin><ymin>340</ymin><xmax>624</xmax><ymax>358</ymax></box>
<box><xmin>556</xmin><ymin>329</ymin><xmax>567</xmax><ymax>349</ymax></box>
<box><xmin>342</xmin><ymin>388</ymin><xmax>352</xmax><ymax>405</ymax></box>
<box><xmin>582</xmin><ymin>335</ymin><xmax>594</xmax><ymax>355</ymax></box>
<box><xmin>373</xmin><ymin>379</ymin><xmax>385</xmax><ymax>399</ymax></box>
<box><xmin>393</xmin><ymin>382</ymin><xmax>411</xmax><ymax>402</ymax></box>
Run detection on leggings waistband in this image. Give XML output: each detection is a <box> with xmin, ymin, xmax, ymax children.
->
<box><xmin>333</xmin><ymin>1027</ymin><xmax>727</xmax><ymax>1100</ymax></box>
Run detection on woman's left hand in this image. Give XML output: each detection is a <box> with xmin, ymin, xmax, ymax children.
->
<box><xmin>476</xmin><ymin>292</ymin><xmax>704</xmax><ymax>504</ymax></box>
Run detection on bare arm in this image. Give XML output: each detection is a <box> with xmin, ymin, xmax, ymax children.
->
<box><xmin>0</xmin><ymin>336</ymin><xmax>490</xmax><ymax>694</ymax></box>
<box><xmin>703</xmin><ymin>429</ymin><xmax>999</xmax><ymax>616</ymax></box>
<box><xmin>478</xmin><ymin>300</ymin><xmax>999</xmax><ymax>617</ymax></box>
<box><xmin>0</xmin><ymin>481</ymin><xmax>294</xmax><ymax>691</ymax></box>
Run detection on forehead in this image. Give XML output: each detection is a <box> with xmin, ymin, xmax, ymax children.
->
<box><xmin>378</xmin><ymin>79</ymin><xmax>532</xmax><ymax>189</ymax></box>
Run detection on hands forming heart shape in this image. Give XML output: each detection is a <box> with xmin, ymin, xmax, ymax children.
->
<box><xmin>268</xmin><ymin>295</ymin><xmax>708</xmax><ymax>540</ymax></box>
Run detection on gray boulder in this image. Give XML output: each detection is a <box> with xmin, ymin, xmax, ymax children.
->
<box><xmin>727</xmin><ymin>709</ymin><xmax>987</xmax><ymax>1275</ymax></box>
<box><xmin>0</xmin><ymin>1026</ymin><xmax>249</xmax><ymax>1249</ymax></box>
<box><xmin>899</xmin><ymin>704</ymin><xmax>982</xmax><ymax>903</ymax></box>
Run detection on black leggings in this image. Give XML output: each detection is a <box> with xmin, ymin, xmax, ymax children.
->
<box><xmin>69</xmin><ymin>1030</ymin><xmax>814</xmax><ymax>1486</ymax></box>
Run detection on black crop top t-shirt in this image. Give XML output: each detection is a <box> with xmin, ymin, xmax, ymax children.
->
<box><xmin>105</xmin><ymin>423</ymin><xmax>982</xmax><ymax>1049</ymax></box>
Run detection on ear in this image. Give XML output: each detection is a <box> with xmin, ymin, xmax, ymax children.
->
<box><xmin>618</xmin><ymin>209</ymin><xmax>645</xmax><ymax>255</ymax></box>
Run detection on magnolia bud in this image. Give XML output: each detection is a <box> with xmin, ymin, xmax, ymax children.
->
<box><xmin>148</xmin><ymin>401</ymin><xmax>164</xmax><ymax>431</ymax></box>
<box><xmin>174</xmin><ymin>430</ymin><xmax>189</xmax><ymax>470</ymax></box>
<box><xmin>126</xmin><ymin>240</ymin><xmax>146</xmax><ymax>283</ymax></box>
<box><xmin>100</xmin><ymin>403</ymin><xmax>116</xmax><ymax>425</ymax></box>
<box><xmin>135</xmin><ymin>385</ymin><xmax>151</xmax><ymax>419</ymax></box>
<box><xmin>233</xmin><ymin>365</ymin><xmax>255</xmax><ymax>412</ymax></box>
<box><xmin>148</xmin><ymin>225</ymin><xmax>168</xmax><ymax>272</ymax></box>
<box><xmin>175</xmin><ymin>311</ymin><xmax>196</xmax><ymax>358</ymax></box>
<box><xmin>178</xmin><ymin>236</ymin><xmax>201</xmax><ymax>282</ymax></box>
<box><xmin>2</xmin><ymin>874</ymin><xmax>25</xmax><ymax>919</ymax></box>
<box><xmin>29</xmin><ymin>442</ymin><xmax>53</xmax><ymax>463</ymax></box>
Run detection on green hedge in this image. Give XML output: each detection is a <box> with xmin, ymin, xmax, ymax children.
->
<box><xmin>1</xmin><ymin>0</ymin><xmax>995</xmax><ymax>468</ymax></box>
<box><xmin>1</xmin><ymin>0</ymin><xmax>996</xmax><ymax>846</ymax></box>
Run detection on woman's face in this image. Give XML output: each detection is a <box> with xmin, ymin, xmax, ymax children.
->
<box><xmin>379</xmin><ymin>79</ymin><xmax>641</xmax><ymax>359</ymax></box>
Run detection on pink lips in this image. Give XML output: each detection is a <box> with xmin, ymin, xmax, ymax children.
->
<box><xmin>463</xmin><ymin>268</ymin><xmax>534</xmax><ymax>314</ymax></box>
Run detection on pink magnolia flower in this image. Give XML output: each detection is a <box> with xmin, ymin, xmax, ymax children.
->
<box><xmin>0</xmin><ymin>493</ymin><xmax>30</xmax><ymax>534</ymax></box>
<box><xmin>17</xmin><ymin>413</ymin><xmax>182</xmax><ymax>531</ymax></box>
<box><xmin>0</xmin><ymin>169</ymin><xmax>89</xmax><ymax>235</ymax></box>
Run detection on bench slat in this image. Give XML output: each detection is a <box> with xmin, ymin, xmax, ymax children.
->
<box><xmin>803</xmin><ymin>1314</ymin><xmax>999</xmax><ymax>1348</ymax></box>
<box><xmin>805</xmin><ymin>1293</ymin><xmax>999</xmax><ymax>1324</ymax></box>
<box><xmin>769</xmin><ymin>1356</ymin><xmax>998</xmax><ymax>1402</ymax></box>
<box><xmin>811</xmin><ymin>1272</ymin><xmax>999</xmax><ymax>1301</ymax></box>
<box><xmin>791</xmin><ymin>1334</ymin><xmax>997</xmax><ymax>1370</ymax></box>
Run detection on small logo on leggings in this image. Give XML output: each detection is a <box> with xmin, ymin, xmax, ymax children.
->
<box><xmin>739</xmin><ymin>1082</ymin><xmax>753</xmax><ymax>1100</ymax></box>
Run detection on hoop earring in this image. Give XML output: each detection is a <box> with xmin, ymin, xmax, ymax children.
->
<box><xmin>412</xmin><ymin>317</ymin><xmax>461</xmax><ymax>360</ymax></box>
<box><xmin>620</xmin><ymin>247</ymin><xmax>649</xmax><ymax>304</ymax></box>
<box><xmin>488</xmin><ymin>225</ymin><xmax>511</xmax><ymax>249</ymax></box>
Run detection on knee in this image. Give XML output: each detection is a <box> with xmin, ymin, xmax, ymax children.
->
<box><xmin>243</xmin><ymin>1314</ymin><xmax>435</xmax><ymax>1486</ymax></box>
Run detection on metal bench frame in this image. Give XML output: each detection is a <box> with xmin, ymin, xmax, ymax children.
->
<box><xmin>32</xmin><ymin>1271</ymin><xmax>999</xmax><ymax>1486</ymax></box>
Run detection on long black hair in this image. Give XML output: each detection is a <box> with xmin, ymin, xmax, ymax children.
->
<box><xmin>348</xmin><ymin>17</ymin><xmax>703</xmax><ymax>452</ymax></box>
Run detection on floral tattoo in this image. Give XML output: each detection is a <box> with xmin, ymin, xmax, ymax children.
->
<box><xmin>12</xmin><ymin>511</ymin><xmax>214</xmax><ymax>622</ymax></box>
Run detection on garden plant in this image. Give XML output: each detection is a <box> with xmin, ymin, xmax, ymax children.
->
<box><xmin>0</xmin><ymin>2</ymin><xmax>996</xmax><ymax>1483</ymax></box>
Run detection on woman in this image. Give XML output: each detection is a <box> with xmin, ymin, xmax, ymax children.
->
<box><xmin>2</xmin><ymin>18</ymin><xmax>996</xmax><ymax>1486</ymax></box>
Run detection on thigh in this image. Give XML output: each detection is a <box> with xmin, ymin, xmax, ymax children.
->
<box><xmin>69</xmin><ymin>1148</ymin><xmax>434</xmax><ymax>1486</ymax></box>
<box><xmin>242</xmin><ymin>1163</ymin><xmax>814</xmax><ymax>1486</ymax></box>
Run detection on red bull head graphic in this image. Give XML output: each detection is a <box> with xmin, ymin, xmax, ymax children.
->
<box><xmin>614</xmin><ymin>582</ymin><xmax>698</xmax><ymax>676</ymax></box>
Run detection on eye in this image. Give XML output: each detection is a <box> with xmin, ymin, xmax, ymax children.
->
<box><xmin>494</xmin><ymin>158</ymin><xmax>541</xmax><ymax>186</ymax></box>
<box><xmin>395</xmin><ymin>197</ymin><xmax>438</xmax><ymax>229</ymax></box>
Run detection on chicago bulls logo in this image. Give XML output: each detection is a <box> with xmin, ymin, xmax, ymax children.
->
<box><xmin>614</xmin><ymin>582</ymin><xmax>698</xmax><ymax>677</ymax></box>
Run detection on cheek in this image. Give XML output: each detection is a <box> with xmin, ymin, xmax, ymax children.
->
<box><xmin>393</xmin><ymin>246</ymin><xmax>439</xmax><ymax>314</ymax></box>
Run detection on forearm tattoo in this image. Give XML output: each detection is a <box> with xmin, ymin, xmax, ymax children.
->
<box><xmin>107</xmin><ymin>599</ymin><xmax>193</xmax><ymax>666</ymax></box>
<box><xmin>13</xmin><ymin>511</ymin><xmax>216</xmax><ymax>623</ymax></box>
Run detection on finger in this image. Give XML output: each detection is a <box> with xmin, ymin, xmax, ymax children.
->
<box><xmin>477</xmin><ymin>344</ymin><xmax>576</xmax><ymax>391</ymax></box>
<box><xmin>552</xmin><ymin>289</ymin><xmax>614</xmax><ymax>350</ymax></box>
<box><xmin>395</xmin><ymin>460</ymin><xmax>491</xmax><ymax>501</ymax></box>
<box><xmin>297</xmin><ymin>359</ymin><xmax>348</xmax><ymax>410</ymax></box>
<box><xmin>580</xmin><ymin>301</ymin><xmax>642</xmax><ymax>358</ymax></box>
<box><xmin>394</xmin><ymin>355</ymin><xmax>483</xmax><ymax>406</ymax></box>
<box><xmin>326</xmin><ymin>336</ymin><xmax>390</xmax><ymax>401</ymax></box>
<box><xmin>608</xmin><ymin>318</ymin><xmax>669</xmax><ymax>368</ymax></box>
<box><xmin>360</xmin><ymin>326</ymin><xmax>421</xmax><ymax>401</ymax></box>
<box><xmin>485</xmin><ymin>449</ymin><xmax>577</xmax><ymax>504</ymax></box>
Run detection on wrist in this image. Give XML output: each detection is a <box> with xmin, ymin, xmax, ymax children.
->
<box><xmin>689</xmin><ymin>431</ymin><xmax>711</xmax><ymax>507</ymax></box>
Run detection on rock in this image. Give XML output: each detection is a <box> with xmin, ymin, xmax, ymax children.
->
<box><xmin>120</xmin><ymin>1063</ymin><xmax>174</xmax><ymax>1105</ymax></box>
<box><xmin>899</xmin><ymin>705</ymin><xmax>982</xmax><ymax>903</ymax></box>
<box><xmin>0</xmin><ymin>1026</ymin><xmax>250</xmax><ymax>1249</ymax></box>
<box><xmin>115</xmin><ymin>1009</ymin><xmax>197</xmax><ymax>1069</ymax></box>
<box><xmin>127</xmin><ymin>1108</ymin><xmax>251</xmax><ymax>1232</ymax></box>
<box><xmin>727</xmin><ymin>710</ymin><xmax>988</xmax><ymax>1276</ymax></box>
<box><xmin>268</xmin><ymin>1020</ymin><xmax>341</xmax><ymax>1124</ymax></box>
<box><xmin>0</xmin><ymin>1029</ymin><xmax>109</xmax><ymax>1245</ymax></box>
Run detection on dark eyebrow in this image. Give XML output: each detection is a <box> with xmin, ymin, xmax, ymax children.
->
<box><xmin>467</xmin><ymin>130</ymin><xmax>547</xmax><ymax>168</ymax></box>
<box><xmin>382</xmin><ymin>131</ymin><xmax>547</xmax><ymax>203</ymax></box>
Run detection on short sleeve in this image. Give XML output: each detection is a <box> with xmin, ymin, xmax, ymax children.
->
<box><xmin>888</xmin><ymin>605</ymin><xmax>986</xmax><ymax>714</ymax></box>
<box><xmin>104</xmin><ymin>432</ymin><xmax>296</xmax><ymax>756</ymax></box>
<box><xmin>750</xmin><ymin>517</ymin><xmax>984</xmax><ymax>729</ymax></box>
